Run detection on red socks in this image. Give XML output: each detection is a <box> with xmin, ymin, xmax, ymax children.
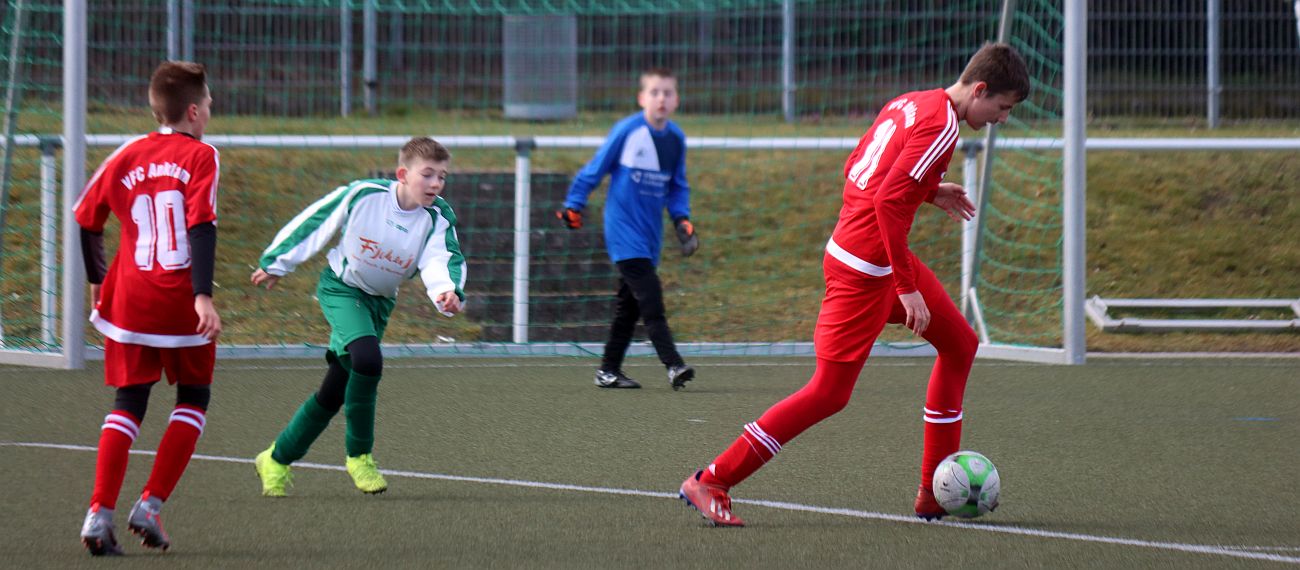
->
<box><xmin>90</xmin><ymin>405</ymin><xmax>207</xmax><ymax>510</ymax></box>
<box><xmin>699</xmin><ymin>422</ymin><xmax>780</xmax><ymax>488</ymax></box>
<box><xmin>90</xmin><ymin>411</ymin><xmax>140</xmax><ymax>510</ymax></box>
<box><xmin>142</xmin><ymin>405</ymin><xmax>206</xmax><ymax>502</ymax></box>
<box><xmin>920</xmin><ymin>412</ymin><xmax>962</xmax><ymax>489</ymax></box>
<box><xmin>700</xmin><ymin>359</ymin><xmax>865</xmax><ymax>489</ymax></box>
<box><xmin>699</xmin><ymin>351</ymin><xmax>973</xmax><ymax>494</ymax></box>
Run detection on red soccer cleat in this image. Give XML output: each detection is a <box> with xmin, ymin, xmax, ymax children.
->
<box><xmin>915</xmin><ymin>483</ymin><xmax>947</xmax><ymax>521</ymax></box>
<box><xmin>679</xmin><ymin>470</ymin><xmax>745</xmax><ymax>527</ymax></box>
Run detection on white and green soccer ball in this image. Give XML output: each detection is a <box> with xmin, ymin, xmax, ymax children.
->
<box><xmin>932</xmin><ymin>450</ymin><xmax>1001</xmax><ymax>518</ymax></box>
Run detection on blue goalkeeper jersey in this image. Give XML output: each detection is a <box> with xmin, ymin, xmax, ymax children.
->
<box><xmin>564</xmin><ymin>112</ymin><xmax>691</xmax><ymax>265</ymax></box>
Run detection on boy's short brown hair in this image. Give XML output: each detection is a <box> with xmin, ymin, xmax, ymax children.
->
<box><xmin>959</xmin><ymin>43</ymin><xmax>1031</xmax><ymax>102</ymax></box>
<box><xmin>399</xmin><ymin>136</ymin><xmax>452</xmax><ymax>166</ymax></box>
<box><xmin>149</xmin><ymin>61</ymin><xmax>208</xmax><ymax>125</ymax></box>
<box><xmin>640</xmin><ymin>67</ymin><xmax>675</xmax><ymax>87</ymax></box>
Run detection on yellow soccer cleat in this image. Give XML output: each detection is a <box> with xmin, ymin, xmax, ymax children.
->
<box><xmin>254</xmin><ymin>444</ymin><xmax>293</xmax><ymax>498</ymax></box>
<box><xmin>346</xmin><ymin>454</ymin><xmax>388</xmax><ymax>494</ymax></box>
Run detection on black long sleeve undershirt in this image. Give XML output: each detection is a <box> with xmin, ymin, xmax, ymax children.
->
<box><xmin>79</xmin><ymin>227</ymin><xmax>107</xmax><ymax>285</ymax></box>
<box><xmin>188</xmin><ymin>222</ymin><xmax>216</xmax><ymax>297</ymax></box>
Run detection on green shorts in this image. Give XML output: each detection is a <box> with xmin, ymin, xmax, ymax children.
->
<box><xmin>317</xmin><ymin>267</ymin><xmax>396</xmax><ymax>358</ymax></box>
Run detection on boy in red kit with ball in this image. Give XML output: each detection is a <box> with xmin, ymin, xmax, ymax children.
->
<box><xmin>679</xmin><ymin>43</ymin><xmax>1030</xmax><ymax>527</ymax></box>
<box><xmin>74</xmin><ymin>61</ymin><xmax>222</xmax><ymax>554</ymax></box>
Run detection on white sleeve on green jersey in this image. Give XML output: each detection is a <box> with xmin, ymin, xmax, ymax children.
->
<box><xmin>418</xmin><ymin>198</ymin><xmax>467</xmax><ymax>312</ymax></box>
<box><xmin>258</xmin><ymin>183</ymin><xmax>356</xmax><ymax>276</ymax></box>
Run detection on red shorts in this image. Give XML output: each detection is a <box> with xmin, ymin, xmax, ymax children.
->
<box><xmin>103</xmin><ymin>338</ymin><xmax>216</xmax><ymax>388</ymax></box>
<box><xmin>813</xmin><ymin>252</ymin><xmax>905</xmax><ymax>362</ymax></box>
<box><xmin>814</xmin><ymin>251</ymin><xmax>970</xmax><ymax>363</ymax></box>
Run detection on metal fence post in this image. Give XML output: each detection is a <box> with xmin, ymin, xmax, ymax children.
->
<box><xmin>1206</xmin><ymin>0</ymin><xmax>1221</xmax><ymax>128</ymax></box>
<box><xmin>167</xmin><ymin>0</ymin><xmax>180</xmax><ymax>60</ymax></box>
<box><xmin>363</xmin><ymin>1</ymin><xmax>377</xmax><ymax>115</ymax></box>
<box><xmin>781</xmin><ymin>0</ymin><xmax>795</xmax><ymax>123</ymax></box>
<box><xmin>182</xmin><ymin>0</ymin><xmax>194</xmax><ymax>61</ymax></box>
<box><xmin>513</xmin><ymin>138</ymin><xmax>535</xmax><ymax>344</ymax></box>
<box><xmin>340</xmin><ymin>2</ymin><xmax>352</xmax><ymax>117</ymax></box>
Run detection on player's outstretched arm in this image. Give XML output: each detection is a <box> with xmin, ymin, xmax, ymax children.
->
<box><xmin>193</xmin><ymin>294</ymin><xmax>222</xmax><ymax>341</ymax></box>
<box><xmin>932</xmin><ymin>182</ymin><xmax>976</xmax><ymax>222</ymax></box>
<box><xmin>250</xmin><ymin>268</ymin><xmax>280</xmax><ymax>290</ymax></box>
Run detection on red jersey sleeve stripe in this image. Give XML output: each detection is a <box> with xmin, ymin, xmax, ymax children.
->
<box><xmin>908</xmin><ymin>107</ymin><xmax>959</xmax><ymax>181</ymax></box>
<box><xmin>204</xmin><ymin>142</ymin><xmax>221</xmax><ymax>222</ymax></box>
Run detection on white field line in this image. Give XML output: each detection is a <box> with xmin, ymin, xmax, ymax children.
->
<box><xmin>3</xmin><ymin>441</ymin><xmax>1298</xmax><ymax>565</ymax></box>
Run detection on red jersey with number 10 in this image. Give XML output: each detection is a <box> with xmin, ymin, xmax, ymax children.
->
<box><xmin>832</xmin><ymin>88</ymin><xmax>959</xmax><ymax>295</ymax></box>
<box><xmin>74</xmin><ymin>131</ymin><xmax>220</xmax><ymax>347</ymax></box>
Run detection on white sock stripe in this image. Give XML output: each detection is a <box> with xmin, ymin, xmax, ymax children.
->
<box><xmin>170</xmin><ymin>408</ymin><xmax>206</xmax><ymax>429</ymax></box>
<box><xmin>744</xmin><ymin>422</ymin><xmax>782</xmax><ymax>456</ymax></box>
<box><xmin>103</xmin><ymin>413</ymin><xmax>140</xmax><ymax>438</ymax></box>
<box><xmin>101</xmin><ymin>422</ymin><xmax>137</xmax><ymax>440</ymax></box>
<box><xmin>744</xmin><ymin>424</ymin><xmax>779</xmax><ymax>456</ymax></box>
<box><xmin>923</xmin><ymin>412</ymin><xmax>964</xmax><ymax>424</ymax></box>
<box><xmin>170</xmin><ymin>414</ymin><xmax>205</xmax><ymax>433</ymax></box>
<box><xmin>744</xmin><ymin>422</ymin><xmax>774</xmax><ymax>449</ymax></box>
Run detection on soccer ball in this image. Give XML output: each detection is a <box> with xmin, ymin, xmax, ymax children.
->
<box><xmin>932</xmin><ymin>450</ymin><xmax>1000</xmax><ymax>518</ymax></box>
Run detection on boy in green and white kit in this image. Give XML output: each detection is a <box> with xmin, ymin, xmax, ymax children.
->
<box><xmin>251</xmin><ymin>137</ymin><xmax>465</xmax><ymax>496</ymax></box>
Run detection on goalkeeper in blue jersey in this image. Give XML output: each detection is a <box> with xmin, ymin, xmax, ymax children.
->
<box><xmin>249</xmin><ymin>136</ymin><xmax>466</xmax><ymax>496</ymax></box>
<box><xmin>556</xmin><ymin>67</ymin><xmax>699</xmax><ymax>391</ymax></box>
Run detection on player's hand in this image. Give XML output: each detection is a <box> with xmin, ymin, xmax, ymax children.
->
<box><xmin>89</xmin><ymin>284</ymin><xmax>101</xmax><ymax>307</ymax></box>
<box><xmin>193</xmin><ymin>294</ymin><xmax>222</xmax><ymax>341</ymax></box>
<box><xmin>674</xmin><ymin>217</ymin><xmax>699</xmax><ymax>257</ymax></box>
<box><xmin>933</xmin><ymin>182</ymin><xmax>976</xmax><ymax>222</ymax></box>
<box><xmin>435</xmin><ymin>291</ymin><xmax>462</xmax><ymax>316</ymax></box>
<box><xmin>898</xmin><ymin>290</ymin><xmax>930</xmax><ymax>336</ymax></box>
<box><xmin>250</xmin><ymin>268</ymin><xmax>280</xmax><ymax>290</ymax></box>
<box><xmin>556</xmin><ymin>208</ymin><xmax>583</xmax><ymax>230</ymax></box>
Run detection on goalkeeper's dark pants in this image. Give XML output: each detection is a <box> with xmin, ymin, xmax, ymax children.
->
<box><xmin>602</xmin><ymin>257</ymin><xmax>685</xmax><ymax>372</ymax></box>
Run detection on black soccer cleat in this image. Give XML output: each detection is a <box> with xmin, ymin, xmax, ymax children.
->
<box><xmin>595</xmin><ymin>369</ymin><xmax>641</xmax><ymax>389</ymax></box>
<box><xmin>667</xmin><ymin>364</ymin><xmax>695</xmax><ymax>391</ymax></box>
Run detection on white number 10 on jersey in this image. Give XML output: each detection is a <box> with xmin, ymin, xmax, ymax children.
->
<box><xmin>130</xmin><ymin>190</ymin><xmax>191</xmax><ymax>271</ymax></box>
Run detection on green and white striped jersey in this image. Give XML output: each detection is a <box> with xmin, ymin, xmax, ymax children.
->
<box><xmin>259</xmin><ymin>179</ymin><xmax>466</xmax><ymax>308</ymax></box>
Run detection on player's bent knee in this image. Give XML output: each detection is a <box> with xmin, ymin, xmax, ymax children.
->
<box><xmin>956</xmin><ymin>327</ymin><xmax>979</xmax><ymax>359</ymax></box>
<box><xmin>935</xmin><ymin>325</ymin><xmax>979</xmax><ymax>361</ymax></box>
<box><xmin>345</xmin><ymin>337</ymin><xmax>383</xmax><ymax>377</ymax></box>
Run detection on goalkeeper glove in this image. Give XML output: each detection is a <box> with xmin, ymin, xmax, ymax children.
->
<box><xmin>556</xmin><ymin>207</ymin><xmax>583</xmax><ymax>230</ymax></box>
<box><xmin>674</xmin><ymin>217</ymin><xmax>699</xmax><ymax>257</ymax></box>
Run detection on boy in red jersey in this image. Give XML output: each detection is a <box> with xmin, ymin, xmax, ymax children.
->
<box><xmin>74</xmin><ymin>61</ymin><xmax>221</xmax><ymax>554</ymax></box>
<box><xmin>679</xmin><ymin>43</ymin><xmax>1030</xmax><ymax>527</ymax></box>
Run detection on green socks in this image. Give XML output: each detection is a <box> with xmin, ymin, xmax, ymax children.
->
<box><xmin>344</xmin><ymin>372</ymin><xmax>382</xmax><ymax>457</ymax></box>
<box><xmin>272</xmin><ymin>395</ymin><xmax>337</xmax><ymax>465</ymax></box>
